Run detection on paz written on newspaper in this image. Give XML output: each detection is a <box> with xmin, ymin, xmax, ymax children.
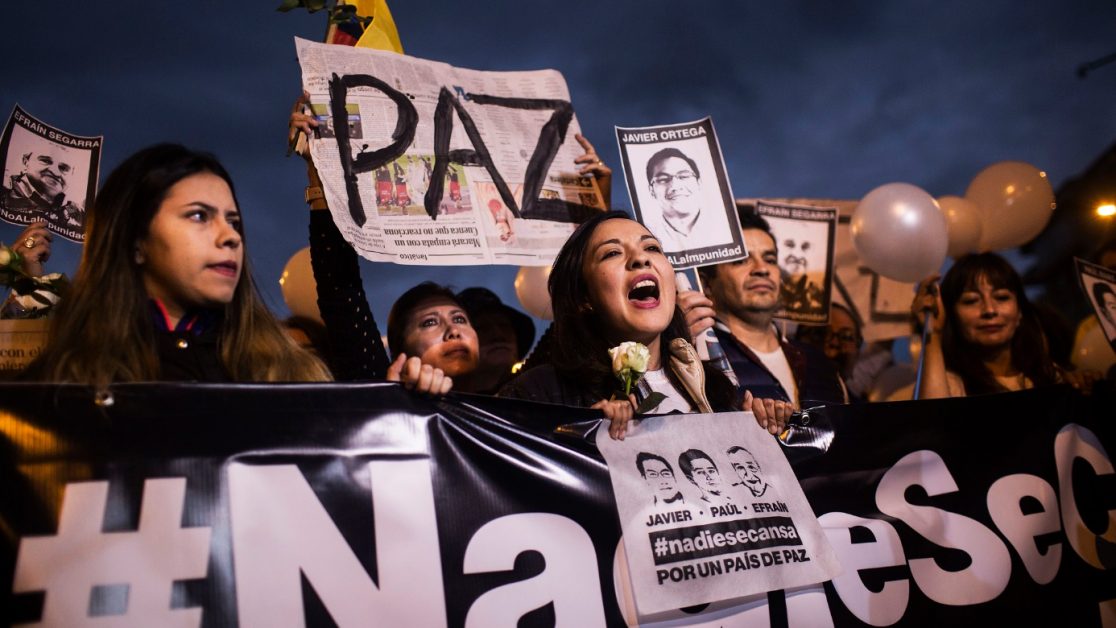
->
<box><xmin>597</xmin><ymin>412</ymin><xmax>840</xmax><ymax>618</ymax></box>
<box><xmin>295</xmin><ymin>38</ymin><xmax>604</xmax><ymax>266</ymax></box>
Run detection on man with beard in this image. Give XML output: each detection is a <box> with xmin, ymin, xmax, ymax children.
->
<box><xmin>682</xmin><ymin>208</ymin><xmax>846</xmax><ymax>408</ymax></box>
<box><xmin>640</xmin><ymin>148</ymin><xmax>726</xmax><ymax>253</ymax></box>
<box><xmin>2</xmin><ymin>142</ymin><xmax>83</xmax><ymax>224</ymax></box>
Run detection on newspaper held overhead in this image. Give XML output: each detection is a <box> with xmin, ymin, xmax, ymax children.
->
<box><xmin>295</xmin><ymin>38</ymin><xmax>604</xmax><ymax>266</ymax></box>
<box><xmin>755</xmin><ymin>201</ymin><xmax>838</xmax><ymax>325</ymax></box>
<box><xmin>615</xmin><ymin>117</ymin><xmax>746</xmax><ymax>270</ymax></box>
<box><xmin>597</xmin><ymin>412</ymin><xmax>840</xmax><ymax>618</ymax></box>
<box><xmin>0</xmin><ymin>105</ymin><xmax>100</xmax><ymax>242</ymax></box>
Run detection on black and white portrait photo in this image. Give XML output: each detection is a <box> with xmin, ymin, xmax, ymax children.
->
<box><xmin>617</xmin><ymin>117</ymin><xmax>745</xmax><ymax>269</ymax></box>
<box><xmin>635</xmin><ymin>452</ymin><xmax>685</xmax><ymax>508</ymax></box>
<box><xmin>677</xmin><ymin>448</ymin><xmax>732</xmax><ymax>507</ymax></box>
<box><xmin>0</xmin><ymin>106</ymin><xmax>100</xmax><ymax>242</ymax></box>
<box><xmin>726</xmin><ymin>445</ymin><xmax>769</xmax><ymax>499</ymax></box>
<box><xmin>1076</xmin><ymin>257</ymin><xmax>1116</xmax><ymax>349</ymax></box>
<box><xmin>756</xmin><ymin>201</ymin><xmax>838</xmax><ymax>324</ymax></box>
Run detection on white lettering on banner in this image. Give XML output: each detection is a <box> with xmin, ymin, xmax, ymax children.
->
<box><xmin>463</xmin><ymin>513</ymin><xmax>606</xmax><ymax>628</ymax></box>
<box><xmin>228</xmin><ymin>461</ymin><xmax>446</xmax><ymax>627</ymax></box>
<box><xmin>875</xmin><ymin>450</ymin><xmax>1011</xmax><ymax>605</ymax></box>
<box><xmin>818</xmin><ymin>512</ymin><xmax>908</xmax><ymax>626</ymax></box>
<box><xmin>986</xmin><ymin>474</ymin><xmax>1063</xmax><ymax>584</ymax></box>
<box><xmin>784</xmin><ymin>583</ymin><xmax>834</xmax><ymax>628</ymax></box>
<box><xmin>1055</xmin><ymin>423</ymin><xmax>1116</xmax><ymax>570</ymax></box>
<box><xmin>12</xmin><ymin>478</ymin><xmax>211</xmax><ymax>627</ymax></box>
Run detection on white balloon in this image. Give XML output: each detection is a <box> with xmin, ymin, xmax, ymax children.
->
<box><xmin>1071</xmin><ymin>317</ymin><xmax>1116</xmax><ymax>373</ymax></box>
<box><xmin>851</xmin><ymin>183</ymin><xmax>948</xmax><ymax>283</ymax></box>
<box><xmin>279</xmin><ymin>247</ymin><xmax>322</xmax><ymax>322</ymax></box>
<box><xmin>514</xmin><ymin>265</ymin><xmax>553</xmax><ymax>320</ymax></box>
<box><xmin>965</xmin><ymin>161</ymin><xmax>1055</xmax><ymax>252</ymax></box>
<box><xmin>937</xmin><ymin>195</ymin><xmax>983</xmax><ymax>258</ymax></box>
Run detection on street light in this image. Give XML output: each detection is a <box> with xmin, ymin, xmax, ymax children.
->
<box><xmin>1097</xmin><ymin>203</ymin><xmax>1116</xmax><ymax>218</ymax></box>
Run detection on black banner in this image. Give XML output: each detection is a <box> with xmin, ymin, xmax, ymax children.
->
<box><xmin>1</xmin><ymin>382</ymin><xmax>1113</xmax><ymax>626</ymax></box>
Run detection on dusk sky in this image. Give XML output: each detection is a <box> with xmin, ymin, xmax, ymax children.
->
<box><xmin>4</xmin><ymin>1</ymin><xmax>1115</xmax><ymax>330</ymax></box>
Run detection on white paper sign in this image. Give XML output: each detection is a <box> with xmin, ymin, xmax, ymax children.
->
<box><xmin>596</xmin><ymin>412</ymin><xmax>840</xmax><ymax>617</ymax></box>
<box><xmin>296</xmin><ymin>38</ymin><xmax>603</xmax><ymax>266</ymax></box>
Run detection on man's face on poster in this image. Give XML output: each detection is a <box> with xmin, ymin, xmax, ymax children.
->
<box><xmin>728</xmin><ymin>449</ymin><xmax>766</xmax><ymax>497</ymax></box>
<box><xmin>1103</xmin><ymin>290</ymin><xmax>1116</xmax><ymax>326</ymax></box>
<box><xmin>688</xmin><ymin>456</ymin><xmax>723</xmax><ymax>495</ymax></box>
<box><xmin>21</xmin><ymin>145</ymin><xmax>73</xmax><ymax>200</ymax></box>
<box><xmin>649</xmin><ymin>156</ymin><xmax>701</xmax><ymax>221</ymax></box>
<box><xmin>640</xmin><ymin>458</ymin><xmax>678</xmax><ymax>501</ymax></box>
<box><xmin>781</xmin><ymin>237</ymin><xmax>812</xmax><ymax>276</ymax></box>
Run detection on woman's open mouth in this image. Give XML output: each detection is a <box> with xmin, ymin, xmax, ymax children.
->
<box><xmin>208</xmin><ymin>261</ymin><xmax>239</xmax><ymax>278</ymax></box>
<box><xmin>628</xmin><ymin>275</ymin><xmax>660</xmax><ymax>309</ymax></box>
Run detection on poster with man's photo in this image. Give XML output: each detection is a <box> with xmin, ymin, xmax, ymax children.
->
<box><xmin>1076</xmin><ymin>257</ymin><xmax>1116</xmax><ymax>349</ymax></box>
<box><xmin>0</xmin><ymin>105</ymin><xmax>100</xmax><ymax>242</ymax></box>
<box><xmin>754</xmin><ymin>201</ymin><xmax>838</xmax><ymax>325</ymax></box>
<box><xmin>596</xmin><ymin>412</ymin><xmax>840</xmax><ymax>618</ymax></box>
<box><xmin>615</xmin><ymin>117</ymin><xmax>745</xmax><ymax>269</ymax></box>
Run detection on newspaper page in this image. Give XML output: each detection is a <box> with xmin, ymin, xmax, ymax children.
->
<box><xmin>597</xmin><ymin>412</ymin><xmax>840</xmax><ymax>618</ymax></box>
<box><xmin>1076</xmin><ymin>257</ymin><xmax>1116</xmax><ymax>349</ymax></box>
<box><xmin>0</xmin><ymin>105</ymin><xmax>99</xmax><ymax>242</ymax></box>
<box><xmin>295</xmin><ymin>38</ymin><xmax>603</xmax><ymax>266</ymax></box>
<box><xmin>755</xmin><ymin>201</ymin><xmax>837</xmax><ymax>325</ymax></box>
<box><xmin>615</xmin><ymin>118</ymin><xmax>745</xmax><ymax>269</ymax></box>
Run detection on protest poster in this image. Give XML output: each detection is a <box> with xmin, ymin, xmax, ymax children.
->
<box><xmin>740</xmin><ymin>198</ymin><xmax>913</xmax><ymax>342</ymax></box>
<box><xmin>1</xmin><ymin>382</ymin><xmax>1114</xmax><ymax>626</ymax></box>
<box><xmin>0</xmin><ymin>105</ymin><xmax>99</xmax><ymax>242</ymax></box>
<box><xmin>754</xmin><ymin>201</ymin><xmax>838</xmax><ymax>324</ymax></box>
<box><xmin>295</xmin><ymin>38</ymin><xmax>604</xmax><ymax>266</ymax></box>
<box><xmin>596</xmin><ymin>412</ymin><xmax>840</xmax><ymax>617</ymax></box>
<box><xmin>616</xmin><ymin>118</ymin><xmax>746</xmax><ymax>269</ymax></box>
<box><xmin>1076</xmin><ymin>257</ymin><xmax>1116</xmax><ymax>349</ymax></box>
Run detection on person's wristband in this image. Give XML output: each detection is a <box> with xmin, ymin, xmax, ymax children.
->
<box><xmin>305</xmin><ymin>186</ymin><xmax>328</xmax><ymax>210</ymax></box>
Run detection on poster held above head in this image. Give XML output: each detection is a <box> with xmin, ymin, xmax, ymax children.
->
<box><xmin>754</xmin><ymin>201</ymin><xmax>838</xmax><ymax>325</ymax></box>
<box><xmin>295</xmin><ymin>38</ymin><xmax>604</xmax><ymax>267</ymax></box>
<box><xmin>1076</xmin><ymin>257</ymin><xmax>1116</xmax><ymax>350</ymax></box>
<box><xmin>615</xmin><ymin>117</ymin><xmax>746</xmax><ymax>269</ymax></box>
<box><xmin>0</xmin><ymin>105</ymin><xmax>100</xmax><ymax>242</ymax></box>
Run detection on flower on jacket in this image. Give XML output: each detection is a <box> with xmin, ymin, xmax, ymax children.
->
<box><xmin>609</xmin><ymin>341</ymin><xmax>650</xmax><ymax>396</ymax></box>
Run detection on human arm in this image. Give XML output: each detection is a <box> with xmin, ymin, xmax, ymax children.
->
<box><xmin>677</xmin><ymin>289</ymin><xmax>716</xmax><ymax>343</ymax></box>
<box><xmin>387</xmin><ymin>353</ymin><xmax>454</xmax><ymax>396</ymax></box>
<box><xmin>742</xmin><ymin>390</ymin><xmax>794</xmax><ymax>435</ymax></box>
<box><xmin>910</xmin><ymin>275</ymin><xmax>956</xmax><ymax>399</ymax></box>
<box><xmin>291</xmin><ymin>94</ymin><xmax>391</xmax><ymax>380</ymax></box>
<box><xmin>573</xmin><ymin>134</ymin><xmax>612</xmax><ymax>209</ymax></box>
<box><xmin>592</xmin><ymin>393</ymin><xmax>639</xmax><ymax>440</ymax></box>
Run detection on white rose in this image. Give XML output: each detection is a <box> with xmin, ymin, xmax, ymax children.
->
<box><xmin>624</xmin><ymin>342</ymin><xmax>650</xmax><ymax>374</ymax></box>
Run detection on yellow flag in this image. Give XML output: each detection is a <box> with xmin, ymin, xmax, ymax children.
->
<box><xmin>351</xmin><ymin>0</ymin><xmax>403</xmax><ymax>53</ymax></box>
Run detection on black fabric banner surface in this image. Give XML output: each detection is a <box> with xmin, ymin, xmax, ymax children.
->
<box><xmin>1</xmin><ymin>382</ymin><xmax>1113</xmax><ymax>626</ymax></box>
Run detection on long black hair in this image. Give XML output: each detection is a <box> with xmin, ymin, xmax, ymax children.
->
<box><xmin>939</xmin><ymin>252</ymin><xmax>1057</xmax><ymax>395</ymax></box>
<box><xmin>26</xmin><ymin>143</ymin><xmax>330</xmax><ymax>385</ymax></box>
<box><xmin>547</xmin><ymin>211</ymin><xmax>735</xmax><ymax>408</ymax></box>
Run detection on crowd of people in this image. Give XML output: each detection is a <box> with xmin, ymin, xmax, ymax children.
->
<box><xmin>1</xmin><ymin>109</ymin><xmax>1110</xmax><ymax>442</ymax></box>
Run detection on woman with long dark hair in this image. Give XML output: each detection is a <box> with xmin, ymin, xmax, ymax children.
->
<box><xmin>25</xmin><ymin>143</ymin><xmax>331</xmax><ymax>386</ymax></box>
<box><xmin>912</xmin><ymin>252</ymin><xmax>1060</xmax><ymax>397</ymax></box>
<box><xmin>500</xmin><ymin>211</ymin><xmax>792</xmax><ymax>438</ymax></box>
